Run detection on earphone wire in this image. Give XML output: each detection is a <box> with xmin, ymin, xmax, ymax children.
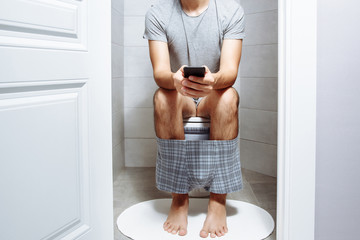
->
<box><xmin>180</xmin><ymin>4</ymin><xmax>192</xmax><ymax>66</ymax></box>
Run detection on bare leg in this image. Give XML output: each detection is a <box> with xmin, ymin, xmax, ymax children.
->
<box><xmin>153</xmin><ymin>88</ymin><xmax>195</xmax><ymax>139</ymax></box>
<box><xmin>197</xmin><ymin>88</ymin><xmax>239</xmax><ymax>238</ymax></box>
<box><xmin>197</xmin><ymin>88</ymin><xmax>239</xmax><ymax>140</ymax></box>
<box><xmin>153</xmin><ymin>88</ymin><xmax>195</xmax><ymax>235</ymax></box>
<box><xmin>163</xmin><ymin>193</ymin><xmax>189</xmax><ymax>236</ymax></box>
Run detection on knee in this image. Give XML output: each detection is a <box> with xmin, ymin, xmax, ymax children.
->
<box><xmin>216</xmin><ymin>88</ymin><xmax>239</xmax><ymax>116</ymax></box>
<box><xmin>153</xmin><ymin>88</ymin><xmax>178</xmax><ymax>114</ymax></box>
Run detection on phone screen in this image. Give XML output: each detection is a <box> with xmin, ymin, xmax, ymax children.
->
<box><xmin>183</xmin><ymin>67</ymin><xmax>206</xmax><ymax>78</ymax></box>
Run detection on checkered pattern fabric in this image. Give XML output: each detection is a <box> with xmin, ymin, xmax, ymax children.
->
<box><xmin>156</xmin><ymin>137</ymin><xmax>243</xmax><ymax>194</ymax></box>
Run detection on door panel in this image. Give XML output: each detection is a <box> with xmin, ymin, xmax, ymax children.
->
<box><xmin>0</xmin><ymin>0</ymin><xmax>87</xmax><ymax>50</ymax></box>
<box><xmin>0</xmin><ymin>81</ymin><xmax>90</xmax><ymax>239</ymax></box>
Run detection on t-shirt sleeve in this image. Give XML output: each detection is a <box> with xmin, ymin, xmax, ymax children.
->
<box><xmin>223</xmin><ymin>6</ymin><xmax>245</xmax><ymax>39</ymax></box>
<box><xmin>143</xmin><ymin>7</ymin><xmax>168</xmax><ymax>42</ymax></box>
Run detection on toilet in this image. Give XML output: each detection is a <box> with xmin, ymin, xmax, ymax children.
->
<box><xmin>183</xmin><ymin>117</ymin><xmax>210</xmax><ymax>140</ymax></box>
<box><xmin>183</xmin><ymin>116</ymin><xmax>211</xmax><ymax>197</ymax></box>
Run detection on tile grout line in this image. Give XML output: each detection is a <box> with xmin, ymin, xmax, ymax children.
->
<box><xmin>244</xmin><ymin>9</ymin><xmax>278</xmax><ymax>16</ymax></box>
<box><xmin>242</xmin><ymin>43</ymin><xmax>278</xmax><ymax>47</ymax></box>
<box><xmin>239</xmin><ymin>76</ymin><xmax>278</xmax><ymax>79</ymax></box>
<box><xmin>112</xmin><ymin>42</ymin><xmax>124</xmax><ymax>47</ymax></box>
<box><xmin>240</xmin><ymin>107</ymin><xmax>278</xmax><ymax>113</ymax></box>
<box><xmin>243</xmin><ymin>43</ymin><xmax>278</xmax><ymax>47</ymax></box>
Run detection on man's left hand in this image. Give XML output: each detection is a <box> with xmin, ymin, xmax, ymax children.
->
<box><xmin>181</xmin><ymin>66</ymin><xmax>216</xmax><ymax>98</ymax></box>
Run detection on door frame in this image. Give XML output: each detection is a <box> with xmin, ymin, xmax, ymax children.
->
<box><xmin>277</xmin><ymin>0</ymin><xmax>317</xmax><ymax>239</ymax></box>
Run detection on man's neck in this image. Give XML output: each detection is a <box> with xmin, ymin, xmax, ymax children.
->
<box><xmin>180</xmin><ymin>0</ymin><xmax>210</xmax><ymax>17</ymax></box>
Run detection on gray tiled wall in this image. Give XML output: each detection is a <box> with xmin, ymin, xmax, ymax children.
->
<box><xmin>122</xmin><ymin>0</ymin><xmax>278</xmax><ymax>178</ymax></box>
<box><xmin>112</xmin><ymin>0</ymin><xmax>125</xmax><ymax>180</ymax></box>
<box><xmin>240</xmin><ymin>0</ymin><xmax>278</xmax><ymax>177</ymax></box>
<box><xmin>123</xmin><ymin>0</ymin><xmax>158</xmax><ymax>168</ymax></box>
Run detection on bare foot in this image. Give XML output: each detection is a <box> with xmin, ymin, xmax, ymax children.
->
<box><xmin>163</xmin><ymin>193</ymin><xmax>189</xmax><ymax>236</ymax></box>
<box><xmin>200</xmin><ymin>193</ymin><xmax>228</xmax><ymax>238</ymax></box>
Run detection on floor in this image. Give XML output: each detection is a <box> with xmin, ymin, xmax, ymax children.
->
<box><xmin>113</xmin><ymin>167</ymin><xmax>277</xmax><ymax>240</ymax></box>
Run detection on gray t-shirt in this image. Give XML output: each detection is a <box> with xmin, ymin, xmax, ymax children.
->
<box><xmin>143</xmin><ymin>0</ymin><xmax>245</xmax><ymax>73</ymax></box>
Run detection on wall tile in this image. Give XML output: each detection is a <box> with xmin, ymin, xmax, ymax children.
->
<box><xmin>124</xmin><ymin>16</ymin><xmax>147</xmax><ymax>47</ymax></box>
<box><xmin>233</xmin><ymin>75</ymin><xmax>241</xmax><ymax>95</ymax></box>
<box><xmin>240</xmin><ymin>77</ymin><xmax>278</xmax><ymax>111</ymax></box>
<box><xmin>124</xmin><ymin>46</ymin><xmax>153</xmax><ymax>77</ymax></box>
<box><xmin>125</xmin><ymin>138</ymin><xmax>157</xmax><ymax>167</ymax></box>
<box><xmin>111</xmin><ymin>0</ymin><xmax>125</xmax><ymax>178</ymax></box>
<box><xmin>240</xmin><ymin>0</ymin><xmax>277</xmax><ymax>14</ymax></box>
<box><xmin>112</xmin><ymin>110</ymin><xmax>124</xmax><ymax>147</ymax></box>
<box><xmin>124</xmin><ymin>0</ymin><xmax>159</xmax><ymax>16</ymax></box>
<box><xmin>113</xmin><ymin>141</ymin><xmax>124</xmax><ymax>181</ymax></box>
<box><xmin>243</xmin><ymin>10</ymin><xmax>278</xmax><ymax>46</ymax></box>
<box><xmin>240</xmin><ymin>108</ymin><xmax>277</xmax><ymax>144</ymax></box>
<box><xmin>240</xmin><ymin>139</ymin><xmax>277</xmax><ymax>177</ymax></box>
<box><xmin>112</xmin><ymin>44</ymin><xmax>124</xmax><ymax>78</ymax></box>
<box><xmin>112</xmin><ymin>0</ymin><xmax>124</xmax><ymax>16</ymax></box>
<box><xmin>112</xmin><ymin>77</ymin><xmax>124</xmax><ymax>113</ymax></box>
<box><xmin>124</xmin><ymin>108</ymin><xmax>155</xmax><ymax>138</ymax></box>
<box><xmin>124</xmin><ymin>77</ymin><xmax>158</xmax><ymax>108</ymax></box>
<box><xmin>112</xmin><ymin>8</ymin><xmax>124</xmax><ymax>46</ymax></box>
<box><xmin>240</xmin><ymin>44</ymin><xmax>278</xmax><ymax>78</ymax></box>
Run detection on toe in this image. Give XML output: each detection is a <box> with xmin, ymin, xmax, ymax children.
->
<box><xmin>216</xmin><ymin>230</ymin><xmax>224</xmax><ymax>237</ymax></box>
<box><xmin>163</xmin><ymin>222</ymin><xmax>169</xmax><ymax>231</ymax></box>
<box><xmin>171</xmin><ymin>225</ymin><xmax>179</xmax><ymax>235</ymax></box>
<box><xmin>167</xmin><ymin>224</ymin><xmax>174</xmax><ymax>233</ymax></box>
<box><xmin>179</xmin><ymin>227</ymin><xmax>187</xmax><ymax>236</ymax></box>
<box><xmin>224</xmin><ymin>226</ymin><xmax>228</xmax><ymax>233</ymax></box>
<box><xmin>210</xmin><ymin>232</ymin><xmax>216</xmax><ymax>238</ymax></box>
<box><xmin>200</xmin><ymin>230</ymin><xmax>209</xmax><ymax>238</ymax></box>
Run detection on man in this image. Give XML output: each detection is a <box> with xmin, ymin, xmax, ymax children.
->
<box><xmin>144</xmin><ymin>0</ymin><xmax>245</xmax><ymax>238</ymax></box>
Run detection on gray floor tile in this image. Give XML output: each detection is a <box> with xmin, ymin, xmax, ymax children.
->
<box><xmin>250</xmin><ymin>182</ymin><xmax>277</xmax><ymax>211</ymax></box>
<box><xmin>242</xmin><ymin>168</ymin><xmax>277</xmax><ymax>184</ymax></box>
<box><xmin>227</xmin><ymin>181</ymin><xmax>259</xmax><ymax>205</ymax></box>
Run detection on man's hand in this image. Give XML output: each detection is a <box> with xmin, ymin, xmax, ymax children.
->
<box><xmin>181</xmin><ymin>66</ymin><xmax>215</xmax><ymax>98</ymax></box>
<box><xmin>172</xmin><ymin>65</ymin><xmax>187</xmax><ymax>96</ymax></box>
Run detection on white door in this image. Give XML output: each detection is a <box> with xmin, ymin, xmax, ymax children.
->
<box><xmin>0</xmin><ymin>0</ymin><xmax>113</xmax><ymax>239</ymax></box>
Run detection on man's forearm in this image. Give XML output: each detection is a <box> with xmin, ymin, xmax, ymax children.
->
<box><xmin>154</xmin><ymin>70</ymin><xmax>176</xmax><ymax>90</ymax></box>
<box><xmin>212</xmin><ymin>67</ymin><xmax>238</xmax><ymax>89</ymax></box>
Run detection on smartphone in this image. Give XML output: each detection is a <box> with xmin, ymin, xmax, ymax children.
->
<box><xmin>183</xmin><ymin>66</ymin><xmax>206</xmax><ymax>78</ymax></box>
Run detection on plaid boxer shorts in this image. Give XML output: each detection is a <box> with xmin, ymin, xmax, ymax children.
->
<box><xmin>156</xmin><ymin>136</ymin><xmax>243</xmax><ymax>194</ymax></box>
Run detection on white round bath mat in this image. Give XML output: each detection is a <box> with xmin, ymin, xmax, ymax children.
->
<box><xmin>117</xmin><ymin>199</ymin><xmax>274</xmax><ymax>240</ymax></box>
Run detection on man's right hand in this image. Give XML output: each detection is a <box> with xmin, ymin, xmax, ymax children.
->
<box><xmin>172</xmin><ymin>65</ymin><xmax>187</xmax><ymax>96</ymax></box>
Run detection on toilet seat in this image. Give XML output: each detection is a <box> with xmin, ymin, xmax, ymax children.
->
<box><xmin>183</xmin><ymin>117</ymin><xmax>210</xmax><ymax>140</ymax></box>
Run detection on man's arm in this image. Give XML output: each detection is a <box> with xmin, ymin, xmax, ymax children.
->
<box><xmin>148</xmin><ymin>38</ymin><xmax>243</xmax><ymax>97</ymax></box>
<box><xmin>183</xmin><ymin>39</ymin><xmax>243</xmax><ymax>97</ymax></box>
<box><xmin>212</xmin><ymin>39</ymin><xmax>243</xmax><ymax>89</ymax></box>
<box><xmin>148</xmin><ymin>40</ymin><xmax>175</xmax><ymax>90</ymax></box>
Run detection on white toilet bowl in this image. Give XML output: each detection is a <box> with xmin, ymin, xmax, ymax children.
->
<box><xmin>183</xmin><ymin>117</ymin><xmax>210</xmax><ymax>140</ymax></box>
